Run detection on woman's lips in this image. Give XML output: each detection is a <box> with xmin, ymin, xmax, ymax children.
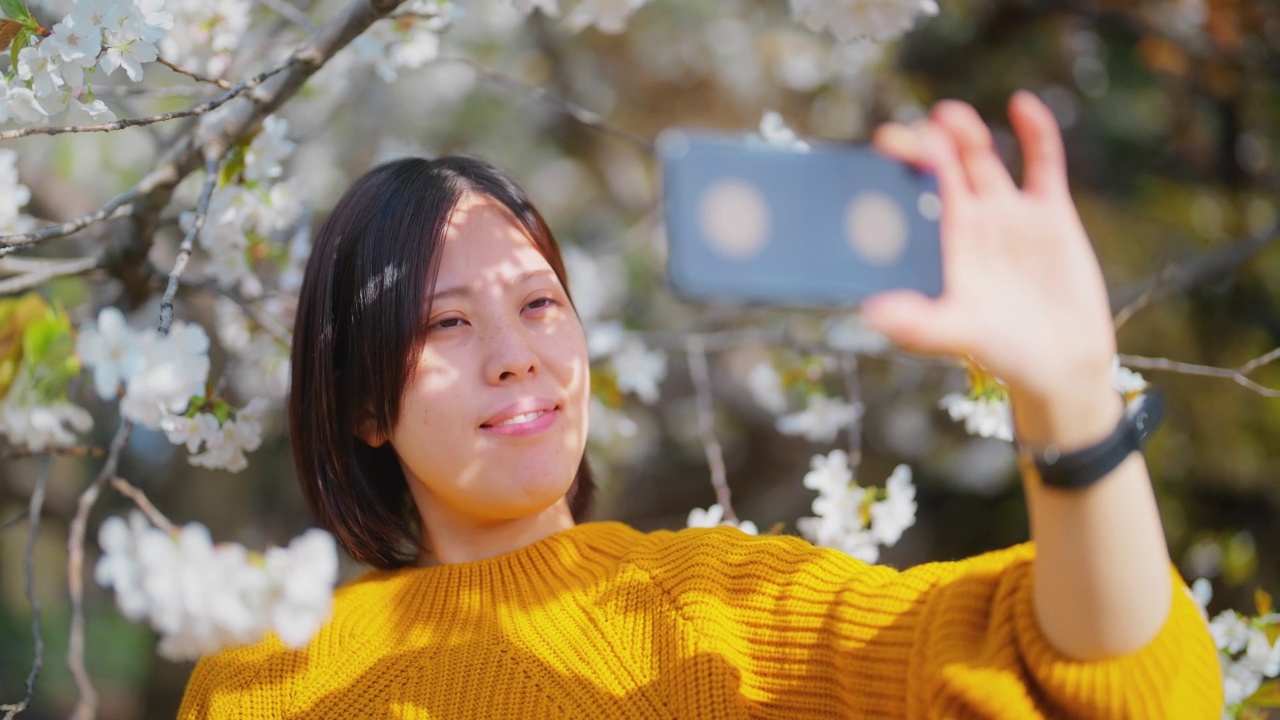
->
<box><xmin>480</xmin><ymin>399</ymin><xmax>560</xmax><ymax>437</ymax></box>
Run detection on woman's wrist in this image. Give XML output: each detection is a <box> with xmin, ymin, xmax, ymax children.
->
<box><xmin>1008</xmin><ymin>372</ymin><xmax>1125</xmax><ymax>454</ymax></box>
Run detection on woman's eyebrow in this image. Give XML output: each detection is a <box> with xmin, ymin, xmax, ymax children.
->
<box><xmin>429</xmin><ymin>269</ymin><xmax>557</xmax><ymax>302</ymax></box>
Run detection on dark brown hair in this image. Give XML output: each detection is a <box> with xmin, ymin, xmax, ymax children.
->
<box><xmin>289</xmin><ymin>156</ymin><xmax>595</xmax><ymax>569</ymax></box>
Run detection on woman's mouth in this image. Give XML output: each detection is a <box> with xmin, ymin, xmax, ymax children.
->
<box><xmin>480</xmin><ymin>402</ymin><xmax>561</xmax><ymax>437</ymax></box>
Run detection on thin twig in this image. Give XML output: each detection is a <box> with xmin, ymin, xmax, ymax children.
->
<box><xmin>439</xmin><ymin>56</ymin><xmax>654</xmax><ymax>152</ymax></box>
<box><xmin>179</xmin><ymin>276</ymin><xmax>293</xmax><ymax>344</ymax></box>
<box><xmin>0</xmin><ymin>508</ymin><xmax>30</xmax><ymax>533</ymax></box>
<box><xmin>1113</xmin><ymin>260</ymin><xmax>1177</xmax><ymax>331</ymax></box>
<box><xmin>1237</xmin><ymin>346</ymin><xmax>1280</xmax><ymax>375</ymax></box>
<box><xmin>0</xmin><ymin>255</ymin><xmax>102</xmax><ymax>295</ymax></box>
<box><xmin>0</xmin><ymin>456</ymin><xmax>53</xmax><ymax>720</ymax></box>
<box><xmin>840</xmin><ymin>354</ymin><xmax>865</xmax><ymax>477</ymax></box>
<box><xmin>160</xmin><ymin>155</ymin><xmax>223</xmax><ymax>335</ymax></box>
<box><xmin>156</xmin><ymin>56</ymin><xmax>233</xmax><ymax>90</ymax></box>
<box><xmin>110</xmin><ymin>477</ymin><xmax>177</xmax><ymax>534</ymax></box>
<box><xmin>2</xmin><ymin>445</ymin><xmax>105</xmax><ymax>460</ymax></box>
<box><xmin>0</xmin><ymin>57</ymin><xmax>297</xmax><ymax>141</ymax></box>
<box><xmin>0</xmin><ymin>191</ymin><xmax>139</xmax><ymax>255</ymax></box>
<box><xmin>1119</xmin><ymin>353</ymin><xmax>1280</xmax><ymax>399</ymax></box>
<box><xmin>685</xmin><ymin>335</ymin><xmax>736</xmax><ymax>523</ymax></box>
<box><xmin>66</xmin><ymin>421</ymin><xmax>132</xmax><ymax>720</ymax></box>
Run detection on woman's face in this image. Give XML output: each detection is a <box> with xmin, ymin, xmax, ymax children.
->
<box><xmin>386</xmin><ymin>193</ymin><xmax>590</xmax><ymax>526</ymax></box>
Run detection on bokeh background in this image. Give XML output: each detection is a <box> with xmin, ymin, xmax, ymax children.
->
<box><xmin>1</xmin><ymin>0</ymin><xmax>1278</xmax><ymax>717</ymax></box>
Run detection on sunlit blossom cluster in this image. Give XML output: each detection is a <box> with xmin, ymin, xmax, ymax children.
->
<box><xmin>939</xmin><ymin>356</ymin><xmax>1150</xmax><ymax>443</ymax></box>
<box><xmin>182</xmin><ymin>115</ymin><xmax>302</xmax><ymax>298</ymax></box>
<box><xmin>1189</xmin><ymin>579</ymin><xmax>1280</xmax><ymax>713</ymax></box>
<box><xmin>75</xmin><ymin>307</ymin><xmax>210</xmax><ymax>429</ymax></box>
<box><xmin>789</xmin><ymin>0</ymin><xmax>939</xmax><ymax>43</ymax></box>
<box><xmin>796</xmin><ymin>449</ymin><xmax>916</xmax><ymax>563</ymax></box>
<box><xmin>746</xmin><ymin>360</ymin><xmax>861</xmax><ymax>443</ymax></box>
<box><xmin>95</xmin><ymin>511</ymin><xmax>339</xmax><ymax>660</ymax></box>
<box><xmin>0</xmin><ymin>399</ymin><xmax>93</xmax><ymax>451</ymax></box>
<box><xmin>587</xmin><ymin>320</ymin><xmax>668</xmax><ymax>407</ymax></box>
<box><xmin>0</xmin><ymin>0</ymin><xmax>172</xmax><ymax>124</ymax></box>
<box><xmin>160</xmin><ymin>398</ymin><xmax>268</xmax><ymax>473</ymax></box>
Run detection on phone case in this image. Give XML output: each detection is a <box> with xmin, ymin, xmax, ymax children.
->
<box><xmin>659</xmin><ymin>129</ymin><xmax>944</xmax><ymax>307</ymax></box>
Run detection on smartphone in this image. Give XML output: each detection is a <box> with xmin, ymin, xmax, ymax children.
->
<box><xmin>658</xmin><ymin>129</ymin><xmax>944</xmax><ymax>307</ymax></box>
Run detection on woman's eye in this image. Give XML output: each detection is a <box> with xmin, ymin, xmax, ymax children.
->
<box><xmin>430</xmin><ymin>317</ymin><xmax>466</xmax><ymax>331</ymax></box>
<box><xmin>526</xmin><ymin>297</ymin><xmax>558</xmax><ymax>311</ymax></box>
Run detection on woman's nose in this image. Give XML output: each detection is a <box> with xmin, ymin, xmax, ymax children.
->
<box><xmin>482</xmin><ymin>317</ymin><xmax>538</xmax><ymax>384</ymax></box>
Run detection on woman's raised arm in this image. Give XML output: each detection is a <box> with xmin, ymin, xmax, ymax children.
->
<box><xmin>863</xmin><ymin>91</ymin><xmax>1175</xmax><ymax>661</ymax></box>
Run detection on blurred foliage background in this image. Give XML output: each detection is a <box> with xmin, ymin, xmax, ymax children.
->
<box><xmin>1</xmin><ymin>0</ymin><xmax>1278</xmax><ymax>717</ymax></box>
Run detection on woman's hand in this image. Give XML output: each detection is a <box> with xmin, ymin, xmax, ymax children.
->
<box><xmin>865</xmin><ymin>92</ymin><xmax>1177</xmax><ymax>662</ymax></box>
<box><xmin>863</xmin><ymin>92</ymin><xmax>1117</xmax><ymax>430</ymax></box>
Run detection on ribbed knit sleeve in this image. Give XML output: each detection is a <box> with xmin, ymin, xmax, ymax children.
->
<box><xmin>177</xmin><ymin>635</ymin><xmax>301</xmax><ymax>719</ymax></box>
<box><xmin>630</xmin><ymin>527</ymin><xmax>1222</xmax><ymax>719</ymax></box>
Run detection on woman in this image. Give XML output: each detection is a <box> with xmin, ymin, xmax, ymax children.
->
<box><xmin>178</xmin><ymin>92</ymin><xmax>1222</xmax><ymax>718</ymax></box>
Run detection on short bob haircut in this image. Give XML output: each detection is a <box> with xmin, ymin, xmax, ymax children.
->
<box><xmin>289</xmin><ymin>156</ymin><xmax>595</xmax><ymax>570</ymax></box>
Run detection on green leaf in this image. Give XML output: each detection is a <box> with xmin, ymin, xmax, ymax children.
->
<box><xmin>9</xmin><ymin>24</ymin><xmax>30</xmax><ymax>69</ymax></box>
<box><xmin>21</xmin><ymin>304</ymin><xmax>79</xmax><ymax>401</ymax></box>
<box><xmin>218</xmin><ymin>145</ymin><xmax>247</xmax><ymax>187</ymax></box>
<box><xmin>0</xmin><ymin>0</ymin><xmax>30</xmax><ymax>23</ymax></box>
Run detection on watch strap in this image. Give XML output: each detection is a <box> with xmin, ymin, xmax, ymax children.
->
<box><xmin>1029</xmin><ymin>387</ymin><xmax>1165</xmax><ymax>490</ymax></box>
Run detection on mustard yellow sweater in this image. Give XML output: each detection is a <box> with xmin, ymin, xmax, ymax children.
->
<box><xmin>178</xmin><ymin>522</ymin><xmax>1222</xmax><ymax>718</ymax></box>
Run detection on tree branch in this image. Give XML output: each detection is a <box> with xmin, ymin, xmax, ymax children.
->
<box><xmin>0</xmin><ymin>255</ymin><xmax>102</xmax><ymax>295</ymax></box>
<box><xmin>840</xmin><ymin>354</ymin><xmax>865</xmax><ymax>477</ymax></box>
<box><xmin>110</xmin><ymin>476</ymin><xmax>177</xmax><ymax>534</ymax></box>
<box><xmin>685</xmin><ymin>334</ymin><xmax>736</xmax><ymax>523</ymax></box>
<box><xmin>1111</xmin><ymin>219</ymin><xmax>1280</xmax><ymax>325</ymax></box>
<box><xmin>159</xmin><ymin>155</ymin><xmax>222</xmax><ymax>335</ymax></box>
<box><xmin>0</xmin><ymin>58</ymin><xmax>297</xmax><ymax>141</ymax></box>
<box><xmin>0</xmin><ymin>456</ymin><xmax>53</xmax><ymax>720</ymax></box>
<box><xmin>178</xmin><ymin>275</ymin><xmax>293</xmax><ymax>345</ymax></box>
<box><xmin>1119</xmin><ymin>351</ymin><xmax>1280</xmax><ymax>399</ymax></box>
<box><xmin>66</xmin><ymin>421</ymin><xmax>132</xmax><ymax>720</ymax></box>
<box><xmin>0</xmin><ymin>189</ymin><xmax>141</xmax><ymax>256</ymax></box>
<box><xmin>155</xmin><ymin>56</ymin><xmax>233</xmax><ymax>90</ymax></box>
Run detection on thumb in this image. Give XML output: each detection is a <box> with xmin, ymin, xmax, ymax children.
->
<box><xmin>861</xmin><ymin>291</ymin><xmax>970</xmax><ymax>357</ymax></box>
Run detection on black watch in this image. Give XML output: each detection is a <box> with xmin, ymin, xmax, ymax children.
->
<box><xmin>1023</xmin><ymin>387</ymin><xmax>1165</xmax><ymax>490</ymax></box>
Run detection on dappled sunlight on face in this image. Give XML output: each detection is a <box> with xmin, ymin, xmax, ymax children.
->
<box><xmin>387</xmin><ymin>193</ymin><xmax>590</xmax><ymax>536</ymax></box>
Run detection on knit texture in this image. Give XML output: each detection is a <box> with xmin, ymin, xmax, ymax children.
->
<box><xmin>178</xmin><ymin>522</ymin><xmax>1222</xmax><ymax>718</ymax></box>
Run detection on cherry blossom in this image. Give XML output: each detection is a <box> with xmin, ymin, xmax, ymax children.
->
<box><xmin>0</xmin><ymin>400</ymin><xmax>94</xmax><ymax>451</ymax></box>
<box><xmin>686</xmin><ymin>504</ymin><xmax>759</xmax><ymax>535</ymax></box>
<box><xmin>96</xmin><ymin>512</ymin><xmax>339</xmax><ymax>660</ymax></box>
<box><xmin>76</xmin><ymin>307</ymin><xmax>144</xmax><ymax>400</ymax></box>
<box><xmin>758</xmin><ymin>110</ymin><xmax>810</xmax><ymax>151</ymax></box>
<box><xmin>0</xmin><ymin>149</ymin><xmax>34</xmax><ymax>234</ymax></box>
<box><xmin>611</xmin><ymin>337</ymin><xmax>667</xmax><ymax>405</ymax></box>
<box><xmin>798</xmin><ymin>451</ymin><xmax>918</xmax><ymax>564</ymax></box>
<box><xmin>746</xmin><ymin>362</ymin><xmax>788</xmax><ymax>415</ymax></box>
<box><xmin>777</xmin><ymin>393</ymin><xmax>861</xmax><ymax>443</ymax></box>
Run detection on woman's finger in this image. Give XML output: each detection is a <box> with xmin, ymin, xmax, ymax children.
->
<box><xmin>861</xmin><ymin>290</ymin><xmax>971</xmax><ymax>358</ymax></box>
<box><xmin>871</xmin><ymin>122</ymin><xmax>927</xmax><ymax>166</ymax></box>
<box><xmin>1008</xmin><ymin>90</ymin><xmax>1068</xmax><ymax>198</ymax></box>
<box><xmin>931</xmin><ymin>100</ymin><xmax>1017</xmax><ymax>197</ymax></box>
